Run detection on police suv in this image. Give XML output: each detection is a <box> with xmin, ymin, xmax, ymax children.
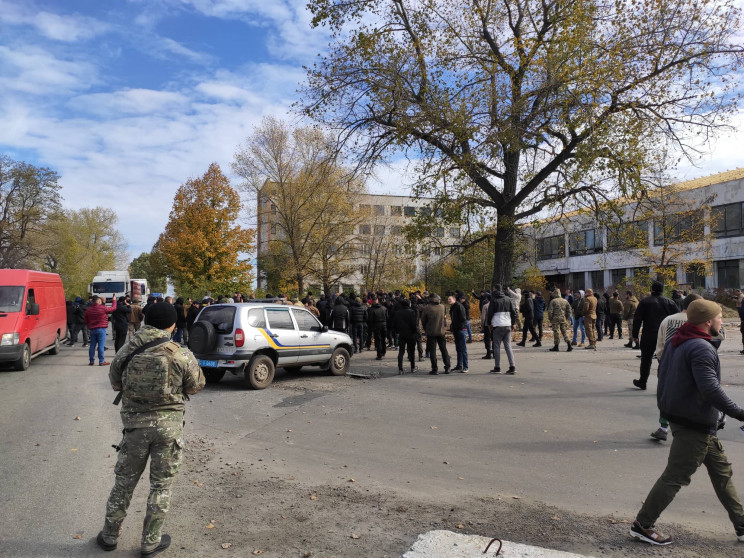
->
<box><xmin>188</xmin><ymin>301</ymin><xmax>353</xmax><ymax>389</ymax></box>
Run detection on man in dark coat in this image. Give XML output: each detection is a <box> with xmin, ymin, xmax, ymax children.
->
<box><xmin>449</xmin><ymin>294</ymin><xmax>468</xmax><ymax>372</ymax></box>
<box><xmin>393</xmin><ymin>299</ymin><xmax>419</xmax><ymax>374</ymax></box>
<box><xmin>367</xmin><ymin>297</ymin><xmax>388</xmax><ymax>359</ymax></box>
<box><xmin>111</xmin><ymin>296</ymin><xmax>132</xmax><ymax>353</ymax></box>
<box><xmin>349</xmin><ymin>294</ymin><xmax>367</xmax><ymax>353</ymax></box>
<box><xmin>632</xmin><ymin>281</ymin><xmax>679</xmax><ymax>390</ymax></box>
<box><xmin>533</xmin><ymin>291</ymin><xmax>546</xmax><ymax>341</ymax></box>
<box><xmin>329</xmin><ymin>299</ymin><xmax>350</xmax><ymax>334</ymax></box>
<box><xmin>517</xmin><ymin>291</ymin><xmax>540</xmax><ymax>347</ymax></box>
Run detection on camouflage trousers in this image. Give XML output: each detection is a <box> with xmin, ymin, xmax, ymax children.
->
<box><xmin>103</xmin><ymin>423</ymin><xmax>184</xmax><ymax>545</ymax></box>
<box><xmin>550</xmin><ymin>320</ymin><xmax>571</xmax><ymax>345</ymax></box>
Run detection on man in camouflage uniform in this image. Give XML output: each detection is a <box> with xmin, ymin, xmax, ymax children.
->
<box><xmin>97</xmin><ymin>303</ymin><xmax>205</xmax><ymax>557</ymax></box>
<box><xmin>547</xmin><ymin>289</ymin><xmax>573</xmax><ymax>352</ymax></box>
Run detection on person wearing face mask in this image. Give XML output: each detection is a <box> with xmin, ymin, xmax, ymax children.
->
<box><xmin>630</xmin><ymin>299</ymin><xmax>744</xmax><ymax>547</ymax></box>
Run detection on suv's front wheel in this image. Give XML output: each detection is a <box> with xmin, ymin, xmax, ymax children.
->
<box><xmin>328</xmin><ymin>347</ymin><xmax>350</xmax><ymax>376</ymax></box>
<box><xmin>245</xmin><ymin>355</ymin><xmax>275</xmax><ymax>389</ymax></box>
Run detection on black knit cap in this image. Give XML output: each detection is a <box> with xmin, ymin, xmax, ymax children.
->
<box><xmin>146</xmin><ymin>303</ymin><xmax>178</xmax><ymax>330</ymax></box>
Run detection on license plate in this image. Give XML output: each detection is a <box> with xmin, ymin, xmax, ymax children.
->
<box><xmin>199</xmin><ymin>359</ymin><xmax>218</xmax><ymax>368</ymax></box>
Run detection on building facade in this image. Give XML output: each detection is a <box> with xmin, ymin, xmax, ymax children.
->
<box><xmin>256</xmin><ymin>190</ymin><xmax>460</xmax><ymax>294</ymax></box>
<box><xmin>518</xmin><ymin>169</ymin><xmax>744</xmax><ymax>292</ymax></box>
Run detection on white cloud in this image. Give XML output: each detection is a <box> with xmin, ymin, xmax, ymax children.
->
<box><xmin>0</xmin><ymin>2</ymin><xmax>109</xmax><ymax>42</ymax></box>
<box><xmin>70</xmin><ymin>89</ymin><xmax>189</xmax><ymax>116</ymax></box>
<box><xmin>0</xmin><ymin>45</ymin><xmax>98</xmax><ymax>95</ymax></box>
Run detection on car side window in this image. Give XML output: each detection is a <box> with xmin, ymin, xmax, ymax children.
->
<box><xmin>266</xmin><ymin>307</ymin><xmax>295</xmax><ymax>330</ymax></box>
<box><xmin>26</xmin><ymin>288</ymin><xmax>35</xmax><ymax>314</ymax></box>
<box><xmin>292</xmin><ymin>308</ymin><xmax>323</xmax><ymax>332</ymax></box>
<box><xmin>246</xmin><ymin>308</ymin><xmax>266</xmax><ymax>328</ymax></box>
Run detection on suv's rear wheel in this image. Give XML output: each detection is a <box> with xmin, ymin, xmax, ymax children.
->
<box><xmin>203</xmin><ymin>368</ymin><xmax>226</xmax><ymax>384</ymax></box>
<box><xmin>328</xmin><ymin>347</ymin><xmax>350</xmax><ymax>376</ymax></box>
<box><xmin>189</xmin><ymin>321</ymin><xmax>216</xmax><ymax>353</ymax></box>
<box><xmin>246</xmin><ymin>355</ymin><xmax>275</xmax><ymax>389</ymax></box>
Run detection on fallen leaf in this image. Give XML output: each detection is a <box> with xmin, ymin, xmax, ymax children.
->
<box><xmin>348</xmin><ymin>478</ymin><xmax>355</xmax><ymax>483</ymax></box>
<box><xmin>206</xmin><ymin>523</ymin><xmax>215</xmax><ymax>529</ymax></box>
<box><xmin>252</xmin><ymin>550</ymin><xmax>263</xmax><ymax>555</ymax></box>
<box><xmin>443</xmin><ymin>461</ymin><xmax>449</xmax><ymax>464</ymax></box>
<box><xmin>351</xmin><ymin>534</ymin><xmax>360</xmax><ymax>539</ymax></box>
<box><xmin>456</xmin><ymin>523</ymin><xmax>464</xmax><ymax>529</ymax></box>
<box><xmin>74</xmin><ymin>416</ymin><xmax>81</xmax><ymax>421</ymax></box>
<box><xmin>35</xmin><ymin>443</ymin><xmax>40</xmax><ymax>446</ymax></box>
<box><xmin>72</xmin><ymin>534</ymin><xmax>83</xmax><ymax>539</ymax></box>
<box><xmin>512</xmin><ymin>496</ymin><xmax>521</xmax><ymax>499</ymax></box>
<box><xmin>221</xmin><ymin>542</ymin><xmax>232</xmax><ymax>549</ymax></box>
<box><xmin>430</xmin><ymin>426</ymin><xmax>438</xmax><ymax>429</ymax></box>
<box><xmin>310</xmin><ymin>494</ymin><xmax>317</xmax><ymax>500</ymax></box>
<box><xmin>543</xmin><ymin>430</ymin><xmax>548</xmax><ymax>433</ymax></box>
<box><xmin>551</xmin><ymin>516</ymin><xmax>560</xmax><ymax>521</ymax></box>
<box><xmin>286</xmin><ymin>429</ymin><xmax>292</xmax><ymax>432</ymax></box>
<box><xmin>458</xmin><ymin>477</ymin><xmax>464</xmax><ymax>480</ymax></box>
<box><xmin>70</xmin><ymin>448</ymin><xmax>78</xmax><ymax>452</ymax></box>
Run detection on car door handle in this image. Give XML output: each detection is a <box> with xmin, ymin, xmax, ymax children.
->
<box><xmin>300</xmin><ymin>334</ymin><xmax>308</xmax><ymax>338</ymax></box>
<box><xmin>270</xmin><ymin>334</ymin><xmax>278</xmax><ymax>338</ymax></box>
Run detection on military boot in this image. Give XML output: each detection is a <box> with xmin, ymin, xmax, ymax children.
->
<box><xmin>549</xmin><ymin>345</ymin><xmax>559</xmax><ymax>352</ymax></box>
<box><xmin>566</xmin><ymin>342</ymin><xmax>573</xmax><ymax>352</ymax></box>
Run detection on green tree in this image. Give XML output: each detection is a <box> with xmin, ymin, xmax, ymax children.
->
<box><xmin>43</xmin><ymin>208</ymin><xmax>127</xmax><ymax>298</ymax></box>
<box><xmin>129</xmin><ymin>250</ymin><xmax>168</xmax><ymax>294</ymax></box>
<box><xmin>303</xmin><ymin>0</ymin><xmax>743</xmax><ymax>287</ymax></box>
<box><xmin>233</xmin><ymin>117</ymin><xmax>366</xmax><ymax>296</ymax></box>
<box><xmin>0</xmin><ymin>155</ymin><xmax>61</xmax><ymax>268</ymax></box>
<box><xmin>158</xmin><ymin>163</ymin><xmax>255</xmax><ymax>299</ymax></box>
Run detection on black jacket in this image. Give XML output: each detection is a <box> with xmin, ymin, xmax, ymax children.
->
<box><xmin>632</xmin><ymin>293</ymin><xmax>679</xmax><ymax>342</ymax></box>
<box><xmin>533</xmin><ymin>295</ymin><xmax>545</xmax><ymax>319</ymax></box>
<box><xmin>350</xmin><ymin>300</ymin><xmax>368</xmax><ymax>324</ymax></box>
<box><xmin>186</xmin><ymin>305</ymin><xmax>200</xmax><ymax>330</ymax></box>
<box><xmin>519</xmin><ymin>296</ymin><xmax>534</xmax><ymax>319</ymax></box>
<box><xmin>449</xmin><ymin>301</ymin><xmax>467</xmax><ymax>332</ymax></box>
<box><xmin>111</xmin><ymin>303</ymin><xmax>131</xmax><ymax>330</ymax></box>
<box><xmin>329</xmin><ymin>302</ymin><xmax>350</xmax><ymax>331</ymax></box>
<box><xmin>367</xmin><ymin>303</ymin><xmax>388</xmax><ymax>329</ymax></box>
<box><xmin>394</xmin><ymin>307</ymin><xmax>419</xmax><ymax>340</ymax></box>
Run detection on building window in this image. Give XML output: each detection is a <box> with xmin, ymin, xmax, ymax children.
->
<box><xmin>270</xmin><ymin>224</ymin><xmax>277</xmax><ymax>235</ymax></box>
<box><xmin>434</xmin><ymin>227</ymin><xmax>444</xmax><ymax>238</ymax></box>
<box><xmin>359</xmin><ymin>204</ymin><xmax>371</xmax><ymax>212</ymax></box>
<box><xmin>712</xmin><ymin>202</ymin><xmax>744</xmax><ymax>238</ymax></box>
<box><xmin>374</xmin><ymin>225</ymin><xmax>385</xmax><ymax>236</ymax></box>
<box><xmin>433</xmin><ymin>246</ymin><xmax>442</xmax><ymax>256</ymax></box>
<box><xmin>374</xmin><ymin>205</ymin><xmax>385</xmax><ymax>216</ymax></box>
<box><xmin>360</xmin><ymin>264</ymin><xmax>370</xmax><ymax>275</ymax></box>
<box><xmin>606</xmin><ymin>220</ymin><xmax>648</xmax><ymax>251</ymax></box>
<box><xmin>685</xmin><ymin>263</ymin><xmax>706</xmax><ymax>289</ymax></box>
<box><xmin>537</xmin><ymin>234</ymin><xmax>565</xmax><ymax>260</ymax></box>
<box><xmin>610</xmin><ymin>268</ymin><xmax>626</xmax><ymax>287</ymax></box>
<box><xmin>717</xmin><ymin>260</ymin><xmax>740</xmax><ymax>289</ymax></box>
<box><xmin>390</xmin><ymin>225</ymin><xmax>403</xmax><ymax>235</ymax></box>
<box><xmin>359</xmin><ymin>224</ymin><xmax>371</xmax><ymax>235</ymax></box>
<box><xmin>569</xmin><ymin>229</ymin><xmax>602</xmax><ymax>256</ymax></box>
<box><xmin>654</xmin><ymin>211</ymin><xmax>704</xmax><ymax>246</ymax></box>
<box><xmin>449</xmin><ymin>228</ymin><xmax>460</xmax><ymax>238</ymax></box>
<box><xmin>404</xmin><ymin>206</ymin><xmax>416</xmax><ymax>217</ymax></box>
<box><xmin>270</xmin><ymin>202</ymin><xmax>277</xmax><ymax>215</ymax></box>
<box><xmin>570</xmin><ymin>272</ymin><xmax>585</xmax><ymax>291</ymax></box>
<box><xmin>589</xmin><ymin>270</ymin><xmax>604</xmax><ymax>291</ymax></box>
<box><xmin>390</xmin><ymin>206</ymin><xmax>402</xmax><ymax>216</ymax></box>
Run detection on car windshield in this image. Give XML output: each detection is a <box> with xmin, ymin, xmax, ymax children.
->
<box><xmin>0</xmin><ymin>286</ymin><xmax>25</xmax><ymax>312</ymax></box>
<box><xmin>92</xmin><ymin>282</ymin><xmax>125</xmax><ymax>293</ymax></box>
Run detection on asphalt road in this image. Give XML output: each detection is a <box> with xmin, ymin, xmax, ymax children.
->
<box><xmin>3</xmin><ymin>329</ymin><xmax>744</xmax><ymax>557</ymax></box>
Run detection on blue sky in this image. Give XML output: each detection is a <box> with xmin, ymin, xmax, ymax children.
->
<box><xmin>0</xmin><ymin>0</ymin><xmax>742</xmax><ymax>260</ymax></box>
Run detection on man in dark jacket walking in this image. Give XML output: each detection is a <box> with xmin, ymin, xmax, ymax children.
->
<box><xmin>533</xmin><ymin>291</ymin><xmax>545</xmax><ymax>341</ymax></box>
<box><xmin>349</xmin><ymin>294</ymin><xmax>367</xmax><ymax>354</ymax></box>
<box><xmin>111</xmin><ymin>297</ymin><xmax>132</xmax><ymax>353</ymax></box>
<box><xmin>517</xmin><ymin>291</ymin><xmax>540</xmax><ymax>347</ymax></box>
<box><xmin>632</xmin><ymin>282</ymin><xmax>679</xmax><ymax>390</ymax></box>
<box><xmin>421</xmin><ymin>294</ymin><xmax>450</xmax><ymax>374</ymax></box>
<box><xmin>630</xmin><ymin>299</ymin><xmax>744</xmax><ymax>546</ymax></box>
<box><xmin>449</xmin><ymin>294</ymin><xmax>468</xmax><ymax>372</ymax></box>
<box><xmin>393</xmin><ymin>299</ymin><xmax>419</xmax><ymax>374</ymax></box>
<box><xmin>367</xmin><ymin>298</ymin><xmax>388</xmax><ymax>359</ymax></box>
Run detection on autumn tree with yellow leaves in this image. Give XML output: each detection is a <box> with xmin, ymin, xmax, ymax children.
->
<box><xmin>157</xmin><ymin>163</ymin><xmax>255</xmax><ymax>298</ymax></box>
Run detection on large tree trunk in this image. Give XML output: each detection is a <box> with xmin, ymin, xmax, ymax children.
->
<box><xmin>296</xmin><ymin>274</ymin><xmax>304</xmax><ymax>299</ymax></box>
<box><xmin>492</xmin><ymin>211</ymin><xmax>516</xmax><ymax>288</ymax></box>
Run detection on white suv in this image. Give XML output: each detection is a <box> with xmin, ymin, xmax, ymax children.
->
<box><xmin>188</xmin><ymin>302</ymin><xmax>353</xmax><ymax>389</ymax></box>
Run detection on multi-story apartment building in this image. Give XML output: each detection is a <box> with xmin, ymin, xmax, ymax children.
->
<box><xmin>518</xmin><ymin>168</ymin><xmax>744</xmax><ymax>292</ymax></box>
<box><xmin>256</xmin><ymin>190</ymin><xmax>461</xmax><ymax>293</ymax></box>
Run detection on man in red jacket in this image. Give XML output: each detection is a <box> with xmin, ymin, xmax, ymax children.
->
<box><xmin>84</xmin><ymin>296</ymin><xmax>117</xmax><ymax>366</ymax></box>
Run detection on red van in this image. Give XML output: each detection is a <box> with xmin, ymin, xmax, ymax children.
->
<box><xmin>0</xmin><ymin>270</ymin><xmax>67</xmax><ymax>370</ymax></box>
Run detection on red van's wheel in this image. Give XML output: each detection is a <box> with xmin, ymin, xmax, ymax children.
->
<box><xmin>14</xmin><ymin>343</ymin><xmax>30</xmax><ymax>371</ymax></box>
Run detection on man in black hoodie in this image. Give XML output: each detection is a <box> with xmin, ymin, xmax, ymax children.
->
<box><xmin>630</xmin><ymin>300</ymin><xmax>744</xmax><ymax>547</ymax></box>
<box><xmin>449</xmin><ymin>294</ymin><xmax>468</xmax><ymax>372</ymax></box>
<box><xmin>632</xmin><ymin>282</ymin><xmax>679</xmax><ymax>390</ymax></box>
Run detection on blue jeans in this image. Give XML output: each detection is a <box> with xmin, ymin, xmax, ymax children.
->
<box><xmin>465</xmin><ymin>320</ymin><xmax>473</xmax><ymax>342</ymax></box>
<box><xmin>173</xmin><ymin>328</ymin><xmax>183</xmax><ymax>344</ymax></box>
<box><xmin>89</xmin><ymin>328</ymin><xmax>107</xmax><ymax>364</ymax></box>
<box><xmin>454</xmin><ymin>329</ymin><xmax>468</xmax><ymax>369</ymax></box>
<box><xmin>572</xmin><ymin>317</ymin><xmax>586</xmax><ymax>344</ymax></box>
